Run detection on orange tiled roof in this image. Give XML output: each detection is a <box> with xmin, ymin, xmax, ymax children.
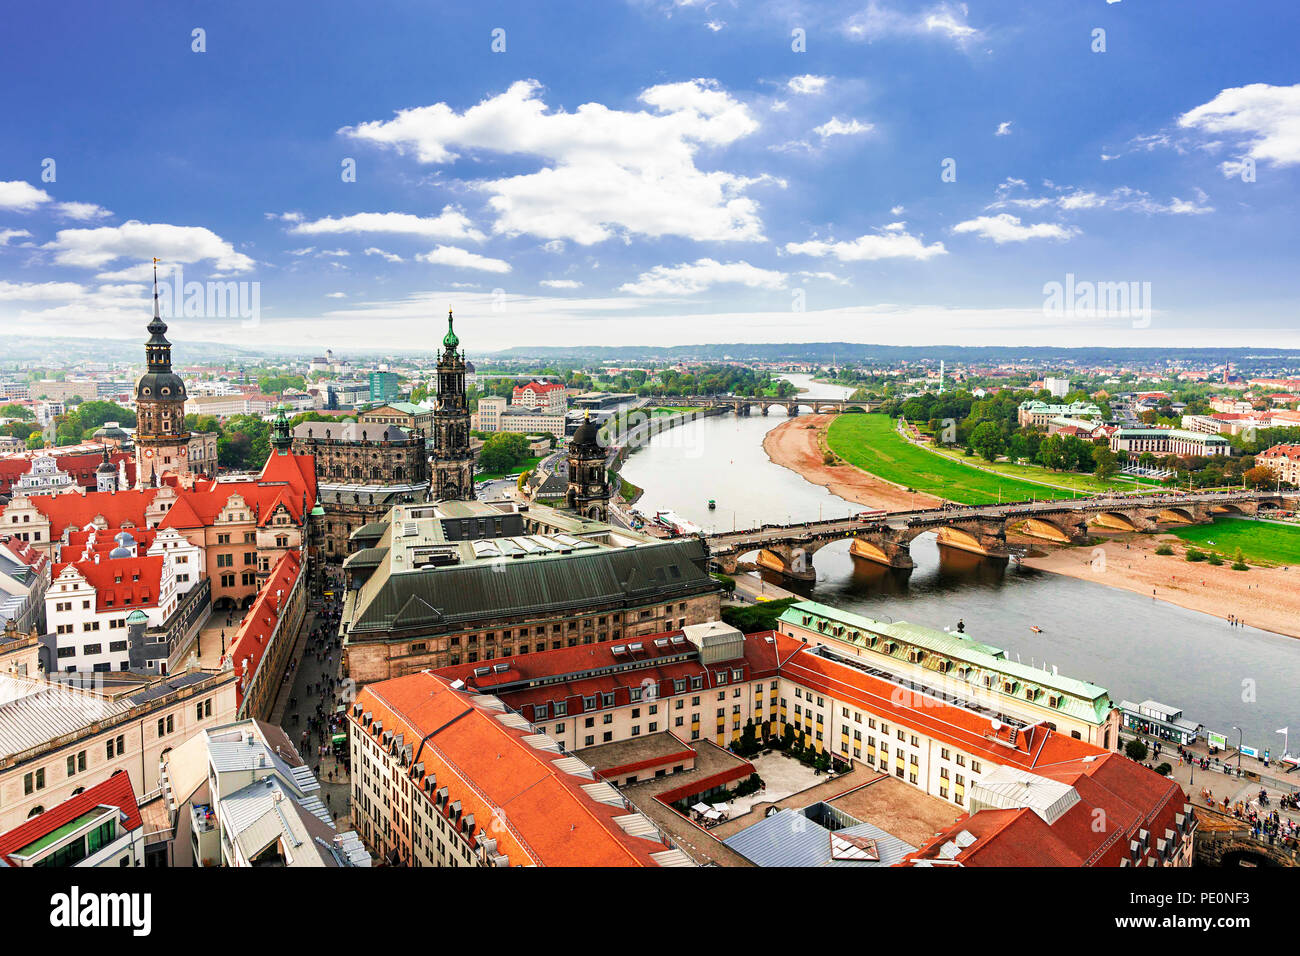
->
<box><xmin>52</xmin><ymin>554</ymin><xmax>166</xmax><ymax>612</ymax></box>
<box><xmin>225</xmin><ymin>550</ymin><xmax>302</xmax><ymax>708</ymax></box>
<box><xmin>0</xmin><ymin>770</ymin><xmax>141</xmax><ymax>863</ymax></box>
<box><xmin>354</xmin><ymin>673</ymin><xmax>671</xmax><ymax>867</ymax></box>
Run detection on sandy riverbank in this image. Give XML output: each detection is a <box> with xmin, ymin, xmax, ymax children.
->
<box><xmin>762</xmin><ymin>415</ymin><xmax>944</xmax><ymax>512</ymax></box>
<box><xmin>1023</xmin><ymin>533</ymin><xmax>1300</xmax><ymax>640</ymax></box>
<box><xmin>764</xmin><ymin>417</ymin><xmax>1300</xmax><ymax>638</ymax></box>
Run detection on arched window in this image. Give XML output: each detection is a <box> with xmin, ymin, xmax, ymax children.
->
<box><xmin>27</xmin><ymin>806</ymin><xmax>44</xmax><ymax>818</ymax></box>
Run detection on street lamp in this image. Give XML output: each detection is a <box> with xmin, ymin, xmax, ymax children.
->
<box><xmin>1233</xmin><ymin>725</ymin><xmax>1244</xmax><ymax>773</ymax></box>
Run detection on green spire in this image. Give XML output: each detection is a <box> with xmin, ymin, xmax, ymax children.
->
<box><xmin>270</xmin><ymin>404</ymin><xmax>291</xmax><ymax>452</ymax></box>
<box><xmin>442</xmin><ymin>308</ymin><xmax>460</xmax><ymax>349</ymax></box>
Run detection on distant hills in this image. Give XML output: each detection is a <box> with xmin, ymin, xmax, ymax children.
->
<box><xmin>5</xmin><ymin>334</ymin><xmax>1300</xmax><ymax>372</ymax></box>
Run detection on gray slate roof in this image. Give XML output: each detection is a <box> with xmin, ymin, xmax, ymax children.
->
<box><xmin>348</xmin><ymin>537</ymin><xmax>715</xmax><ymax>638</ymax></box>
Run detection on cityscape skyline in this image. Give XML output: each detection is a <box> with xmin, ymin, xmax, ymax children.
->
<box><xmin>2</xmin><ymin>0</ymin><xmax>1299</xmax><ymax>349</ymax></box>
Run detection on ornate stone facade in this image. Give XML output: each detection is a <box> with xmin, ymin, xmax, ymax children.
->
<box><xmin>430</xmin><ymin>311</ymin><xmax>474</xmax><ymax>501</ymax></box>
<box><xmin>134</xmin><ymin>264</ymin><xmax>192</xmax><ymax>486</ymax></box>
<box><xmin>566</xmin><ymin>413</ymin><xmax>609</xmax><ymax>521</ymax></box>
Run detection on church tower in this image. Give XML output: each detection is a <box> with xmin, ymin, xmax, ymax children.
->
<box><xmin>95</xmin><ymin>447</ymin><xmax>118</xmax><ymax>493</ymax></box>
<box><xmin>269</xmin><ymin>405</ymin><xmax>292</xmax><ymax>455</ymax></box>
<box><xmin>431</xmin><ymin>309</ymin><xmax>474</xmax><ymax>501</ymax></box>
<box><xmin>134</xmin><ymin>261</ymin><xmax>191</xmax><ymax>486</ymax></box>
<box><xmin>566</xmin><ymin>411</ymin><xmax>608</xmax><ymax>521</ymax></box>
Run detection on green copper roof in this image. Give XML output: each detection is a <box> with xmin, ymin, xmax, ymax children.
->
<box><xmin>442</xmin><ymin>311</ymin><xmax>459</xmax><ymax>349</ymax></box>
<box><xmin>778</xmin><ymin>600</ymin><xmax>1112</xmax><ymax>725</ymax></box>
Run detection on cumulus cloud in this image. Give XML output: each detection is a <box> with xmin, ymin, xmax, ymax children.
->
<box><xmin>289</xmin><ymin>208</ymin><xmax>485</xmax><ymax>242</ymax></box>
<box><xmin>416</xmin><ymin>245</ymin><xmax>511</xmax><ymax>273</ymax></box>
<box><xmin>1178</xmin><ymin>83</ymin><xmax>1300</xmax><ymax>174</ymax></box>
<box><xmin>0</xmin><ymin>280</ymin><xmax>88</xmax><ymax>301</ymax></box>
<box><xmin>814</xmin><ymin>117</ymin><xmax>874</xmax><ymax>138</ymax></box>
<box><xmin>43</xmin><ymin>220</ymin><xmax>256</xmax><ymax>272</ymax></box>
<box><xmin>540</xmin><ymin>279</ymin><xmax>582</xmax><ymax>289</ymax></box>
<box><xmin>0</xmin><ymin>228</ymin><xmax>33</xmax><ymax>246</ymax></box>
<box><xmin>0</xmin><ymin>181</ymin><xmax>52</xmax><ymax>212</ymax></box>
<box><xmin>951</xmin><ymin>213</ymin><xmax>1078</xmax><ymax>243</ymax></box>
<box><xmin>787</xmin><ymin>74</ymin><xmax>829</xmax><ymax>95</ymax></box>
<box><xmin>995</xmin><ymin>121</ymin><xmax>1013</xmax><ymax>136</ymax></box>
<box><xmin>784</xmin><ymin>225</ymin><xmax>947</xmax><ymax>261</ymax></box>
<box><xmin>619</xmin><ymin>258</ymin><xmax>786</xmax><ymax>296</ymax></box>
<box><xmin>341</xmin><ymin>78</ymin><xmax>769</xmax><ymax>245</ymax></box>
<box><xmin>55</xmin><ymin>201</ymin><xmax>113</xmax><ymax>221</ymax></box>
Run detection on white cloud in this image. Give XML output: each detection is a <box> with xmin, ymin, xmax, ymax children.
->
<box><xmin>541</xmin><ymin>240</ymin><xmax>565</xmax><ymax>254</ymax></box>
<box><xmin>0</xmin><ymin>181</ymin><xmax>52</xmax><ymax>212</ymax></box>
<box><xmin>55</xmin><ymin>201</ymin><xmax>113</xmax><ymax>221</ymax></box>
<box><xmin>0</xmin><ymin>280</ymin><xmax>87</xmax><ymax>301</ymax></box>
<box><xmin>951</xmin><ymin>213</ymin><xmax>1078</xmax><ymax>243</ymax></box>
<box><xmin>416</xmin><ymin>245</ymin><xmax>511</xmax><ymax>273</ymax></box>
<box><xmin>1178</xmin><ymin>83</ymin><xmax>1300</xmax><ymax>172</ymax></box>
<box><xmin>325</xmin><ymin>292</ymin><xmax>348</xmax><ymax>299</ymax></box>
<box><xmin>989</xmin><ymin>183</ymin><xmax>1213</xmax><ymax>216</ymax></box>
<box><xmin>341</xmin><ymin>78</ymin><xmax>768</xmax><ymax>244</ymax></box>
<box><xmin>289</xmin><ymin>208</ymin><xmax>485</xmax><ymax>242</ymax></box>
<box><xmin>287</xmin><ymin>247</ymin><xmax>316</xmax><ymax>256</ymax></box>
<box><xmin>788</xmin><ymin>74</ymin><xmax>829</xmax><ymax>95</ymax></box>
<box><xmin>0</xmin><ymin>228</ymin><xmax>32</xmax><ymax>246</ymax></box>
<box><xmin>889</xmin><ymin>204</ymin><xmax>905</xmax><ymax>215</ymax></box>
<box><xmin>814</xmin><ymin>117</ymin><xmax>874</xmax><ymax>138</ymax></box>
<box><xmin>705</xmin><ymin>20</ymin><xmax>725</xmax><ymax>31</ymax></box>
<box><xmin>364</xmin><ymin>247</ymin><xmax>405</xmax><ymax>263</ymax></box>
<box><xmin>43</xmin><ymin>220</ymin><xmax>256</xmax><ymax>272</ymax></box>
<box><xmin>785</xmin><ymin>225</ymin><xmax>947</xmax><ymax>261</ymax></box>
<box><xmin>619</xmin><ymin>258</ymin><xmax>786</xmax><ymax>296</ymax></box>
<box><xmin>844</xmin><ymin>2</ymin><xmax>981</xmax><ymax>46</ymax></box>
<box><xmin>540</xmin><ymin>279</ymin><xmax>582</xmax><ymax>289</ymax></box>
<box><xmin>995</xmin><ymin>121</ymin><xmax>1012</xmax><ymax>136</ymax></box>
<box><xmin>318</xmin><ymin>249</ymin><xmax>350</xmax><ymax>257</ymax></box>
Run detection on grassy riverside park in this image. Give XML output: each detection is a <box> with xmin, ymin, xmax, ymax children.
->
<box><xmin>1171</xmin><ymin>517</ymin><xmax>1300</xmax><ymax>567</ymax></box>
<box><xmin>824</xmin><ymin>413</ymin><xmax>1157</xmax><ymax>505</ymax></box>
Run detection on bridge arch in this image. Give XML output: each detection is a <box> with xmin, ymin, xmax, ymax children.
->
<box><xmin>1210</xmin><ymin>503</ymin><xmax>1245</xmax><ymax>515</ymax></box>
<box><xmin>1157</xmin><ymin>507</ymin><xmax>1196</xmax><ymax>524</ymax></box>
<box><xmin>1021</xmin><ymin>516</ymin><xmax>1074</xmax><ymax>543</ymax></box>
<box><xmin>1091</xmin><ymin>511</ymin><xmax>1141</xmax><ymax>532</ymax></box>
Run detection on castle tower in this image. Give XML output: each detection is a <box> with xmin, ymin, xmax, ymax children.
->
<box><xmin>431</xmin><ymin>309</ymin><xmax>474</xmax><ymax>501</ymax></box>
<box><xmin>95</xmin><ymin>447</ymin><xmax>118</xmax><ymax>493</ymax></box>
<box><xmin>270</xmin><ymin>405</ymin><xmax>292</xmax><ymax>455</ymax></box>
<box><xmin>134</xmin><ymin>260</ymin><xmax>192</xmax><ymax>487</ymax></box>
<box><xmin>566</xmin><ymin>411</ymin><xmax>608</xmax><ymax>521</ymax></box>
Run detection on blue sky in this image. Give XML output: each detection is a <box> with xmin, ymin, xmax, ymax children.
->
<box><xmin>1</xmin><ymin>0</ymin><xmax>1298</xmax><ymax>352</ymax></box>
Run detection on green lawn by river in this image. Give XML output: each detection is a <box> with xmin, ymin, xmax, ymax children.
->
<box><xmin>824</xmin><ymin>414</ymin><xmax>1132</xmax><ymax>504</ymax></box>
<box><xmin>1171</xmin><ymin>517</ymin><xmax>1300</xmax><ymax>566</ymax></box>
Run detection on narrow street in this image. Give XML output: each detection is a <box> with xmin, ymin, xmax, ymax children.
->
<box><xmin>269</xmin><ymin>565</ymin><xmax>352</xmax><ymax>829</ymax></box>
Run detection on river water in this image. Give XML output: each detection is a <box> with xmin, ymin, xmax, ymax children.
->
<box><xmin>621</xmin><ymin>374</ymin><xmax>1300</xmax><ymax>754</ymax></box>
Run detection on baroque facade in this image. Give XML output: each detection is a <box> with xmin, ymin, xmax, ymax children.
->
<box><xmin>430</xmin><ymin>311</ymin><xmax>474</xmax><ymax>501</ymax></box>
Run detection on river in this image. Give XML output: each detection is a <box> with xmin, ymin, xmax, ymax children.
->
<box><xmin>620</xmin><ymin>374</ymin><xmax>1300</xmax><ymax>755</ymax></box>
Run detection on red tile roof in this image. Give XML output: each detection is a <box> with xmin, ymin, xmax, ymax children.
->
<box><xmin>23</xmin><ymin>488</ymin><xmax>160</xmax><ymax>538</ymax></box>
<box><xmin>225</xmin><ymin>550</ymin><xmax>302</xmax><ymax>709</ymax></box>
<box><xmin>354</xmin><ymin>673</ymin><xmax>672</xmax><ymax>867</ymax></box>
<box><xmin>901</xmin><ymin>752</ymin><xmax>1188</xmax><ymax>867</ymax></box>
<box><xmin>0</xmin><ymin>770</ymin><xmax>142</xmax><ymax>863</ymax></box>
<box><xmin>52</xmin><ymin>555</ymin><xmax>166</xmax><ymax>611</ymax></box>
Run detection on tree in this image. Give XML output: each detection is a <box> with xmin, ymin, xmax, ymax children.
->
<box><xmin>1125</xmin><ymin>739</ymin><xmax>1149</xmax><ymax>762</ymax></box>
<box><xmin>478</xmin><ymin>432</ymin><xmax>530</xmax><ymax>473</ymax></box>
<box><xmin>0</xmin><ymin>404</ymin><xmax>33</xmax><ymax>421</ymax></box>
<box><xmin>1243</xmin><ymin>465</ymin><xmax>1276</xmax><ymax>489</ymax></box>
<box><xmin>970</xmin><ymin>421</ymin><xmax>1004</xmax><ymax>462</ymax></box>
<box><xmin>25</xmin><ymin>431</ymin><xmax>44</xmax><ymax>450</ymax></box>
<box><xmin>1092</xmin><ymin>445</ymin><xmax>1118</xmax><ymax>479</ymax></box>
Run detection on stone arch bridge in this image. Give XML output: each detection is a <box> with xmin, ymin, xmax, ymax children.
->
<box><xmin>705</xmin><ymin>490</ymin><xmax>1297</xmax><ymax>581</ymax></box>
<box><xmin>646</xmin><ymin>396</ymin><xmax>880</xmax><ymax>417</ymax></box>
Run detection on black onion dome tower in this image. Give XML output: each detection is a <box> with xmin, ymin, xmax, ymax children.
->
<box><xmin>134</xmin><ymin>259</ymin><xmax>191</xmax><ymax>486</ymax></box>
<box><xmin>566</xmin><ymin>410</ymin><xmax>608</xmax><ymax>521</ymax></box>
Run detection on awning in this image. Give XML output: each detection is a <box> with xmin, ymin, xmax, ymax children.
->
<box><xmin>692</xmin><ymin>803</ymin><xmax>710</xmax><ymax>814</ymax></box>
